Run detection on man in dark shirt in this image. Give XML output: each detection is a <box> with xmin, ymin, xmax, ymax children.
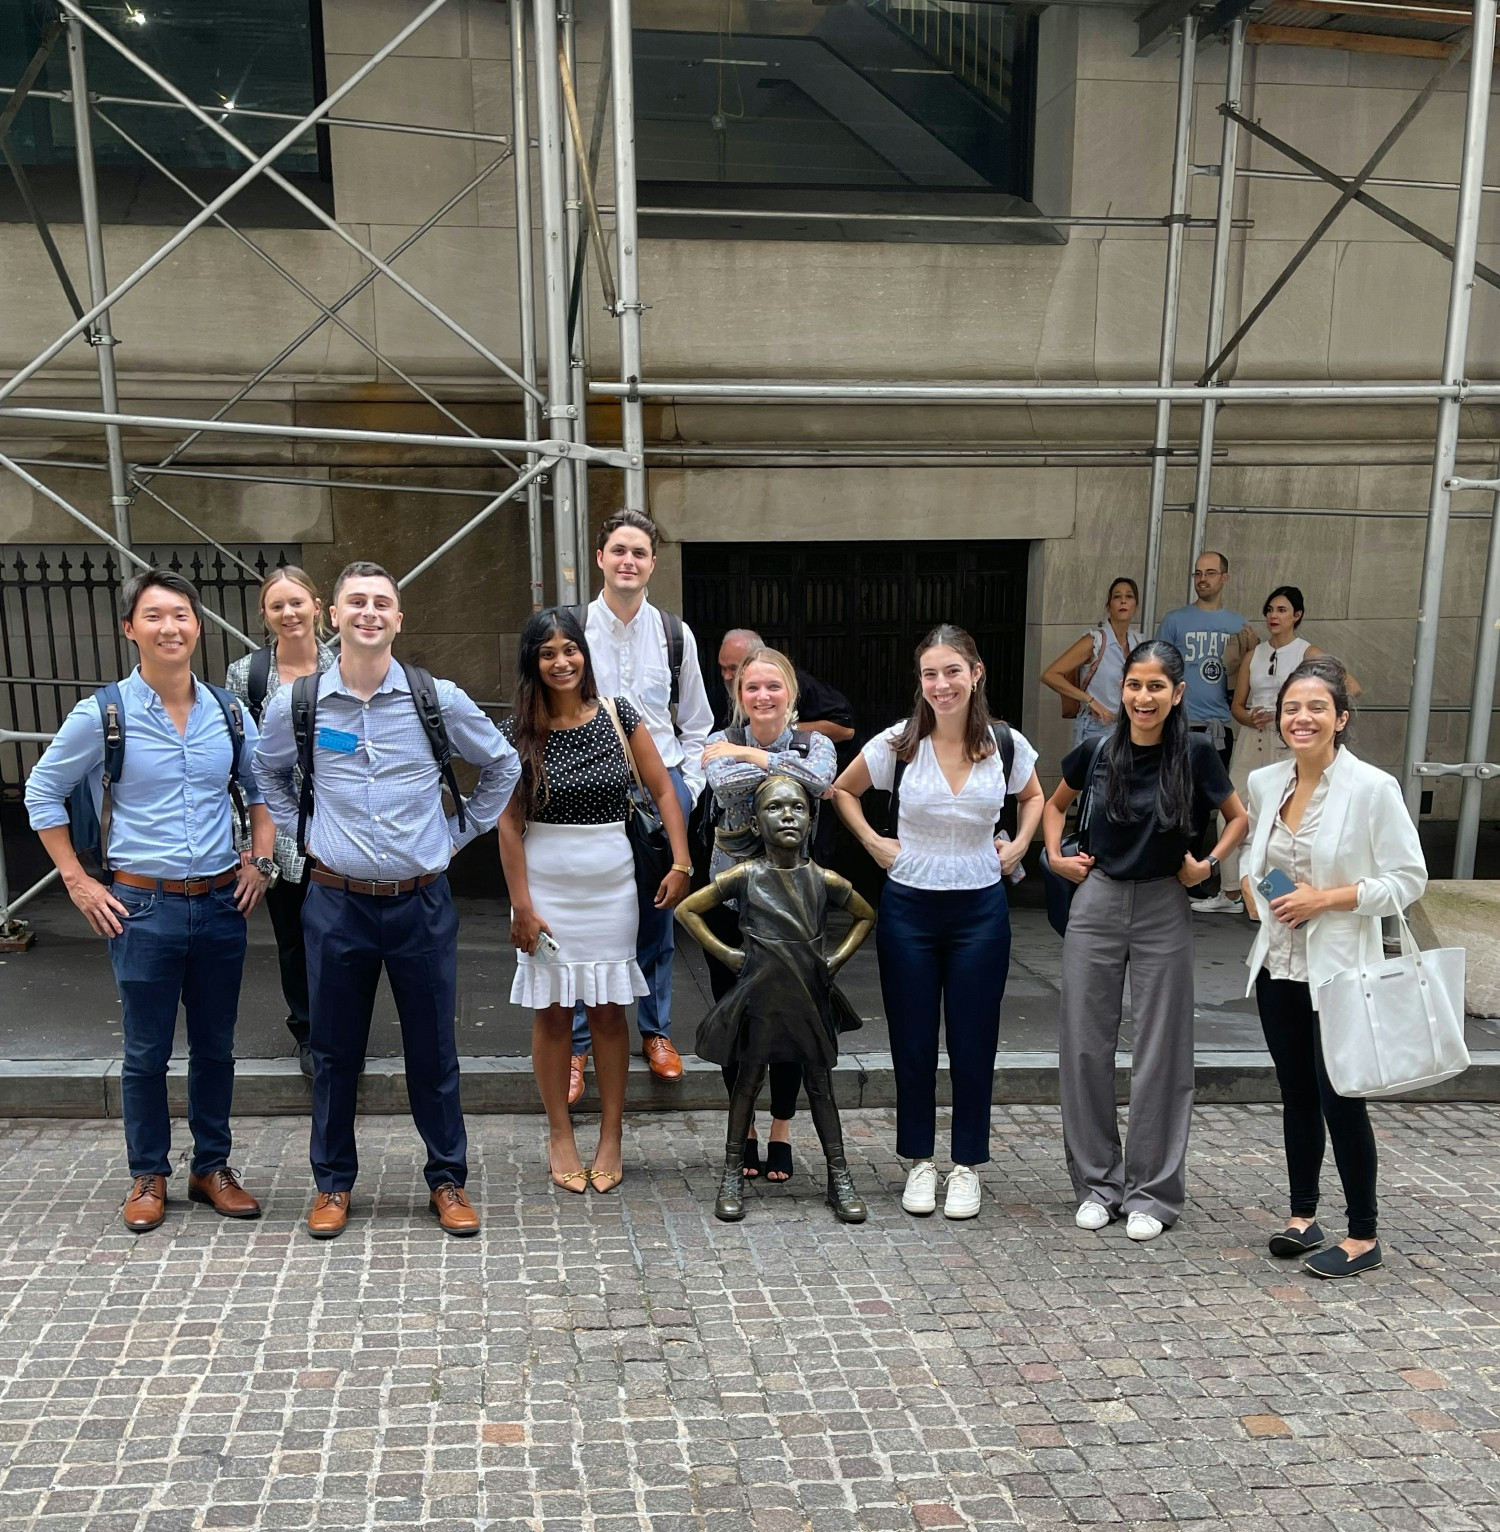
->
<box><xmin>716</xmin><ymin>628</ymin><xmax>855</xmax><ymax>862</ymax></box>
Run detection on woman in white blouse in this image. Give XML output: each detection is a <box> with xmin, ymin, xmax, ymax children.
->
<box><xmin>832</xmin><ymin>624</ymin><xmax>1044</xmax><ymax>1220</ymax></box>
<box><xmin>1241</xmin><ymin>654</ymin><xmax>1426</xmax><ymax>1279</ymax></box>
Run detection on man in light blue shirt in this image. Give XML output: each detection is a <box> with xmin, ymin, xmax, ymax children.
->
<box><xmin>25</xmin><ymin>568</ymin><xmax>276</xmax><ymax>1233</ymax></box>
<box><xmin>1156</xmin><ymin>550</ymin><xmax>1258</xmax><ymax>911</ymax></box>
<box><xmin>255</xmin><ymin>561</ymin><xmax>520</xmax><ymax>1241</ymax></box>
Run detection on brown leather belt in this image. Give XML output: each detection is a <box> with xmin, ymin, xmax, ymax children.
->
<box><xmin>112</xmin><ymin>868</ymin><xmax>239</xmax><ymax>896</ymax></box>
<box><xmin>309</xmin><ymin>866</ymin><xmax>441</xmax><ymax>897</ymax></box>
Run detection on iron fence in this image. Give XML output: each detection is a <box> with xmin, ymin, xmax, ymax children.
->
<box><xmin>0</xmin><ymin>544</ymin><xmax>297</xmax><ymax>794</ymax></box>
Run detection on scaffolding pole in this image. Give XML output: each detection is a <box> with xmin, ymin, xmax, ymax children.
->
<box><xmin>1140</xmin><ymin>16</ymin><xmax>1198</xmax><ymax>633</ymax></box>
<box><xmin>64</xmin><ymin>14</ymin><xmax>131</xmax><ymax>550</ymax></box>
<box><xmin>534</xmin><ymin>0</ymin><xmax>580</xmax><ymax>602</ymax></box>
<box><xmin>1188</xmin><ymin>19</ymin><xmax>1246</xmax><ymax>591</ymax></box>
<box><xmin>562</xmin><ymin>9</ymin><xmax>594</xmax><ymax>596</ymax></box>
<box><xmin>512</xmin><ymin>0</ymin><xmax>547</xmax><ymax>610</ymax></box>
<box><xmin>610</xmin><ymin>0</ymin><xmax>647</xmax><ymax>513</ymax></box>
<box><xmin>1402</xmin><ymin>0</ymin><xmax>1498</xmax><ymax>820</ymax></box>
<box><xmin>1455</xmin><ymin>479</ymin><xmax>1500</xmax><ymax>874</ymax></box>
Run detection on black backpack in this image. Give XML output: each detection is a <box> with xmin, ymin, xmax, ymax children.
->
<box><xmin>888</xmin><ymin>721</ymin><xmax>1017</xmax><ymax>835</ymax></box>
<box><xmin>245</xmin><ymin>645</ymin><xmax>275</xmax><ymax>725</ymax></box>
<box><xmin>67</xmin><ymin>679</ymin><xmax>248</xmax><ymax>878</ymax></box>
<box><xmin>289</xmin><ymin>662</ymin><xmax>466</xmax><ymax>860</ymax></box>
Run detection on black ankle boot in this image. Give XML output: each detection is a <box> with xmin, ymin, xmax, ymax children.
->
<box><xmin>825</xmin><ymin>1159</ymin><xmax>866</xmax><ymax>1224</ymax></box>
<box><xmin>715</xmin><ymin>1157</ymin><xmax>746</xmax><ymax>1222</ymax></box>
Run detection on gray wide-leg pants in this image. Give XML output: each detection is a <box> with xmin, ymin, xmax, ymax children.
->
<box><xmin>1058</xmin><ymin>871</ymin><xmax>1195</xmax><ymax>1225</ymax></box>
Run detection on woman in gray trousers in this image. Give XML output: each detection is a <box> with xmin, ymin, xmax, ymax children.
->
<box><xmin>1042</xmin><ymin>639</ymin><xmax>1248</xmax><ymax>1242</ymax></box>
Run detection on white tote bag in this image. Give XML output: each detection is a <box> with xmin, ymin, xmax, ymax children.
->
<box><xmin>1316</xmin><ymin>908</ymin><xmax>1469</xmax><ymax>1099</ymax></box>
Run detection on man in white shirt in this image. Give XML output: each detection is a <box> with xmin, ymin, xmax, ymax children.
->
<box><xmin>571</xmin><ymin>509</ymin><xmax>714</xmax><ymax>1087</ymax></box>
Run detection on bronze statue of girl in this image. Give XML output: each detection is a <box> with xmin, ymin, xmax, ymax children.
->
<box><xmin>676</xmin><ymin>774</ymin><xmax>875</xmax><ymax>1223</ymax></box>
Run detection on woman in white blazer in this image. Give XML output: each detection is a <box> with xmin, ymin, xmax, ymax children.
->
<box><xmin>1241</xmin><ymin>655</ymin><xmax>1427</xmax><ymax>1281</ymax></box>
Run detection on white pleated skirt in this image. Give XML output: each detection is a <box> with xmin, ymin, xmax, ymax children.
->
<box><xmin>509</xmin><ymin>820</ymin><xmax>648</xmax><ymax>1010</ymax></box>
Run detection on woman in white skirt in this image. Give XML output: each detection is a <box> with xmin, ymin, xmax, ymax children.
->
<box><xmin>498</xmin><ymin>608</ymin><xmax>692</xmax><ymax>1194</ymax></box>
<box><xmin>1223</xmin><ymin>586</ymin><xmax>1358</xmax><ymax>900</ymax></box>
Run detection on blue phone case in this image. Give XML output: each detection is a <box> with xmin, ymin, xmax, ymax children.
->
<box><xmin>1258</xmin><ymin>867</ymin><xmax>1297</xmax><ymax>901</ymax></box>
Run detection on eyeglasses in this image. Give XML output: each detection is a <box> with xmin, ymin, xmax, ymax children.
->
<box><xmin>1268</xmin><ymin>649</ymin><xmax>1278</xmax><ymax>676</ymax></box>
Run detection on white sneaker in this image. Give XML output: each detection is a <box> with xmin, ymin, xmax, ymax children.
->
<box><xmin>1126</xmin><ymin>1212</ymin><xmax>1165</xmax><ymax>1242</ymax></box>
<box><xmin>943</xmin><ymin>1165</ymin><xmax>982</xmax><ymax>1220</ymax></box>
<box><xmin>1074</xmin><ymin>1200</ymin><xmax>1111</xmax><ymax>1231</ymax></box>
<box><xmin>901</xmin><ymin>1160</ymin><xmax>938</xmax><ymax>1216</ymax></box>
<box><xmin>1191</xmin><ymin>892</ymin><xmax>1242</xmax><ymax>914</ymax></box>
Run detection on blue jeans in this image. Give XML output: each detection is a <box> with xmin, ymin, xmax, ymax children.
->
<box><xmin>573</xmin><ymin>767</ymin><xmax>694</xmax><ymax>1052</ymax></box>
<box><xmin>875</xmin><ymin>879</ymin><xmax>1012</xmax><ymax>1166</ymax></box>
<box><xmin>107</xmin><ymin>879</ymin><xmax>248</xmax><ymax>1179</ymax></box>
<box><xmin>303</xmin><ymin>877</ymin><xmax>466</xmax><ymax>1193</ymax></box>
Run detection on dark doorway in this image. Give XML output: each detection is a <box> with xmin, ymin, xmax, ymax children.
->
<box><xmin>682</xmin><ymin>539</ymin><xmax>1031</xmax><ymax>897</ymax></box>
<box><xmin>682</xmin><ymin>539</ymin><xmax>1030</xmax><ymax>735</ymax></box>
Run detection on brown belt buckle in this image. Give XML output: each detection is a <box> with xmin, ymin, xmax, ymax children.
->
<box><xmin>183</xmin><ymin>876</ymin><xmax>212</xmax><ymax>896</ymax></box>
<box><xmin>370</xmin><ymin>879</ymin><xmax>403</xmax><ymax>897</ymax></box>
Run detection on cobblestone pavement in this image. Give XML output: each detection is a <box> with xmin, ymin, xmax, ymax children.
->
<box><xmin>2</xmin><ymin>1105</ymin><xmax>1499</xmax><ymax>1531</ymax></box>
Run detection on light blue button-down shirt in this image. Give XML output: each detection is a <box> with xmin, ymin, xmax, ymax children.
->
<box><xmin>24</xmin><ymin>667</ymin><xmax>264</xmax><ymax>879</ymax></box>
<box><xmin>253</xmin><ymin>657</ymin><xmax>520</xmax><ymax>882</ymax></box>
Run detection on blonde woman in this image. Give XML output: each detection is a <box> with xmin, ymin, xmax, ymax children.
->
<box><xmin>700</xmin><ymin>646</ymin><xmax>838</xmax><ymax>1182</ymax></box>
<box><xmin>225</xmin><ymin>566</ymin><xmax>335</xmax><ymax>1075</ymax></box>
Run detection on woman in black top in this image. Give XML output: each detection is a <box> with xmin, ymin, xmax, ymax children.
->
<box><xmin>498</xmin><ymin>608</ymin><xmax>692</xmax><ymax>1195</ymax></box>
<box><xmin>1042</xmin><ymin>639</ymin><xmax>1247</xmax><ymax>1242</ymax></box>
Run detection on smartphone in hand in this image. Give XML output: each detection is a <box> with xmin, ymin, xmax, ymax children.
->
<box><xmin>1257</xmin><ymin>867</ymin><xmax>1297</xmax><ymax>902</ymax></box>
<box><xmin>533</xmin><ymin>930</ymin><xmax>561</xmax><ymax>964</ymax></box>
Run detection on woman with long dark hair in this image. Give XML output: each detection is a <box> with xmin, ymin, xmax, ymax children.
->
<box><xmin>832</xmin><ymin>624</ymin><xmax>1044</xmax><ymax>1221</ymax></box>
<box><xmin>1241</xmin><ymin>655</ymin><xmax>1424</xmax><ymax>1278</ymax></box>
<box><xmin>1042</xmin><ymin>639</ymin><xmax>1247</xmax><ymax>1242</ymax></box>
<box><xmin>497</xmin><ymin>608</ymin><xmax>692</xmax><ymax>1194</ymax></box>
<box><xmin>224</xmin><ymin>565</ymin><xmax>336</xmax><ymax>1075</ymax></box>
<box><xmin>1041</xmin><ymin>576</ymin><xmax>1143</xmax><ymax>748</ymax></box>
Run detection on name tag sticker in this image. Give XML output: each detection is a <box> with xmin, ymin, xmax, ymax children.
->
<box><xmin>317</xmin><ymin>727</ymin><xmax>359</xmax><ymax>755</ymax></box>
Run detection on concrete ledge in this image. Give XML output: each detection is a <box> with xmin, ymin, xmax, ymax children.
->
<box><xmin>6</xmin><ymin>1050</ymin><xmax>1500</xmax><ymax>1118</ymax></box>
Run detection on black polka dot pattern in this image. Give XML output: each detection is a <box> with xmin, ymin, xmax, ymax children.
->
<box><xmin>500</xmin><ymin>697</ymin><xmax>641</xmax><ymax>825</ymax></box>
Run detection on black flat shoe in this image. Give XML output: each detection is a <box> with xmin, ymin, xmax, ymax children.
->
<box><xmin>1269</xmin><ymin>1221</ymin><xmax>1325</xmax><ymax>1257</ymax></box>
<box><xmin>764</xmin><ymin>1141</ymin><xmax>794</xmax><ymax>1183</ymax></box>
<box><xmin>1303</xmin><ymin>1240</ymin><xmax>1383</xmax><ymax>1279</ymax></box>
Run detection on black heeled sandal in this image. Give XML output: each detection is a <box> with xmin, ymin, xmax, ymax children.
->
<box><xmin>764</xmin><ymin>1141</ymin><xmax>794</xmax><ymax>1183</ymax></box>
<box><xmin>742</xmin><ymin>1138</ymin><xmax>762</xmax><ymax>1179</ymax></box>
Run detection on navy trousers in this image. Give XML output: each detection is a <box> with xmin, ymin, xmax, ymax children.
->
<box><xmin>875</xmin><ymin>879</ymin><xmax>1012</xmax><ymax>1166</ymax></box>
<box><xmin>107</xmin><ymin>878</ymin><xmax>247</xmax><ymax>1179</ymax></box>
<box><xmin>303</xmin><ymin>877</ymin><xmax>466</xmax><ymax>1193</ymax></box>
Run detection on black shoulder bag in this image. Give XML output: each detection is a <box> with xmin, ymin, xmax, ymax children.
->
<box><xmin>1040</xmin><ymin>736</ymin><xmax>1108</xmax><ymax>938</ymax></box>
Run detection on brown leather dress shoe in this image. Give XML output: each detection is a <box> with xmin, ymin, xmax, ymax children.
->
<box><xmin>307</xmin><ymin>1191</ymin><xmax>350</xmax><ymax>1239</ymax></box>
<box><xmin>122</xmin><ymin>1174</ymin><xmax>167</xmax><ymax>1233</ymax></box>
<box><xmin>187</xmin><ymin>1167</ymin><xmax>262</xmax><ymax>1219</ymax></box>
<box><xmin>641</xmin><ymin>1035</ymin><xmax>683</xmax><ymax>1081</ymax></box>
<box><xmin>568</xmin><ymin>1052</ymin><xmax>588</xmax><ymax>1107</ymax></box>
<box><xmin>429</xmin><ymin>1183</ymin><xmax>480</xmax><ymax>1236</ymax></box>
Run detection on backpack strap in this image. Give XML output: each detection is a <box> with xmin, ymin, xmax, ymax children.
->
<box><xmin>662</xmin><ymin>610</ymin><xmax>685</xmax><ymax>717</ymax></box>
<box><xmin>246</xmin><ymin>645</ymin><xmax>273</xmax><ymax>725</ymax></box>
<box><xmin>94</xmin><ymin>682</ymin><xmax>125</xmax><ymax>873</ymax></box>
<box><xmin>203</xmin><ymin>681</ymin><xmax>249</xmax><ymax>848</ymax></box>
<box><xmin>992</xmin><ymin>720</ymin><xmax>1015</xmax><ymax>785</ymax></box>
<box><xmin>400</xmin><ymin>662</ymin><xmax>467</xmax><ymax>834</ymax></box>
<box><xmin>291</xmin><ymin>671</ymin><xmax>320</xmax><ymax>859</ymax></box>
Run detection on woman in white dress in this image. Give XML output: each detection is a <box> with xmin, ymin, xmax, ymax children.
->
<box><xmin>498</xmin><ymin>608</ymin><xmax>692</xmax><ymax>1194</ymax></box>
<box><xmin>832</xmin><ymin>624</ymin><xmax>1045</xmax><ymax>1222</ymax></box>
<box><xmin>1223</xmin><ymin>586</ymin><xmax>1358</xmax><ymax>900</ymax></box>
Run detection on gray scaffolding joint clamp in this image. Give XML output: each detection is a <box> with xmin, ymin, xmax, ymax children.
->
<box><xmin>543</xmin><ymin>404</ymin><xmax>578</xmax><ymax>421</ymax></box>
<box><xmin>625</xmin><ymin>375</ymin><xmax>642</xmax><ymax>405</ymax></box>
<box><xmin>1163</xmin><ymin>212</ymin><xmax>1193</xmax><ymax>227</ymax></box>
<box><xmin>1414</xmin><ymin>761</ymin><xmax>1499</xmax><ymax>779</ymax></box>
<box><xmin>86</xmin><ymin>330</ymin><xmax>118</xmax><ymax>348</ymax></box>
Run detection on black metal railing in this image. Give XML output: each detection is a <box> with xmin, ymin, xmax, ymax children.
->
<box><xmin>0</xmin><ymin>545</ymin><xmax>295</xmax><ymax>794</ymax></box>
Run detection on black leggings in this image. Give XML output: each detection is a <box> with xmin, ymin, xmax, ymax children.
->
<box><xmin>1255</xmin><ymin>972</ymin><xmax>1378</xmax><ymax>1239</ymax></box>
<box><xmin>726</xmin><ymin>1063</ymin><xmax>843</xmax><ymax>1167</ymax></box>
<box><xmin>703</xmin><ymin>900</ymin><xmax>801</xmax><ymax>1120</ymax></box>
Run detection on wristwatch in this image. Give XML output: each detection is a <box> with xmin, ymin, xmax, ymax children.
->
<box><xmin>1205</xmin><ymin>855</ymin><xmax>1220</xmax><ymax>880</ymax></box>
<box><xmin>250</xmin><ymin>856</ymin><xmax>278</xmax><ymax>884</ymax></box>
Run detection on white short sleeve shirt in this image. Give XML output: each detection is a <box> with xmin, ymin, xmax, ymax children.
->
<box><xmin>862</xmin><ymin>722</ymin><xmax>1038</xmax><ymax>891</ymax></box>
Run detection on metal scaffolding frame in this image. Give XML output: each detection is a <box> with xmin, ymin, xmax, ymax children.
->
<box><xmin>1</xmin><ymin>0</ymin><xmax>1498</xmax><ymax>941</ymax></box>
